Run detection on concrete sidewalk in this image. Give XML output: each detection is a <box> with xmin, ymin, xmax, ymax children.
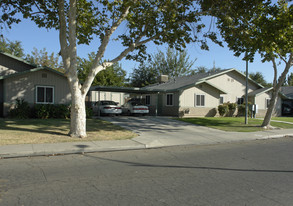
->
<box><xmin>1</xmin><ymin>117</ymin><xmax>293</xmax><ymax>158</ymax></box>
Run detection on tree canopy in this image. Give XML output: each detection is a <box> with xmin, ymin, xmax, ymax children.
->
<box><xmin>1</xmin><ymin>0</ymin><xmax>215</xmax><ymax>138</ymax></box>
<box><xmin>203</xmin><ymin>0</ymin><xmax>293</xmax><ymax>128</ymax></box>
<box><xmin>26</xmin><ymin>47</ymin><xmax>63</xmax><ymax>72</ymax></box>
<box><xmin>249</xmin><ymin>72</ymin><xmax>272</xmax><ymax>87</ymax></box>
<box><xmin>130</xmin><ymin>47</ymin><xmax>197</xmax><ymax>87</ymax></box>
<box><xmin>0</xmin><ymin>37</ymin><xmax>25</xmax><ymax>58</ymax></box>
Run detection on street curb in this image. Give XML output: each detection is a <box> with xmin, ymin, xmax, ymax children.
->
<box><xmin>1</xmin><ymin>134</ymin><xmax>292</xmax><ymax>159</ymax></box>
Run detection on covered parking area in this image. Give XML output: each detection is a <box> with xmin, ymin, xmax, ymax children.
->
<box><xmin>87</xmin><ymin>86</ymin><xmax>162</xmax><ymax>116</ymax></box>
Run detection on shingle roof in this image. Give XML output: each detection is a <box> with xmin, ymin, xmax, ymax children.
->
<box><xmin>0</xmin><ymin>66</ymin><xmax>66</xmax><ymax>80</ymax></box>
<box><xmin>143</xmin><ymin>68</ymin><xmax>263</xmax><ymax>92</ymax></box>
<box><xmin>0</xmin><ymin>51</ymin><xmax>37</xmax><ymax>68</ymax></box>
<box><xmin>281</xmin><ymin>86</ymin><xmax>293</xmax><ymax>99</ymax></box>
<box><xmin>248</xmin><ymin>87</ymin><xmax>273</xmax><ymax>97</ymax></box>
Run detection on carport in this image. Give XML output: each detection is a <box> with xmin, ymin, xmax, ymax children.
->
<box><xmin>88</xmin><ymin>86</ymin><xmax>162</xmax><ymax>116</ymax></box>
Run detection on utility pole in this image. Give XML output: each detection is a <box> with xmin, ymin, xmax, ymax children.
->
<box><xmin>245</xmin><ymin>57</ymin><xmax>248</xmax><ymax>124</ymax></box>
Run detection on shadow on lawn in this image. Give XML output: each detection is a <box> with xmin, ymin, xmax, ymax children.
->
<box><xmin>0</xmin><ymin>118</ymin><xmax>125</xmax><ymax>136</ymax></box>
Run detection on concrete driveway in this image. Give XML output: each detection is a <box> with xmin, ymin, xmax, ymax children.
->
<box><xmin>99</xmin><ymin>116</ymin><xmax>281</xmax><ymax>148</ymax></box>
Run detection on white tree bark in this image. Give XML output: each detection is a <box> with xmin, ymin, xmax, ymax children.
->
<box><xmin>262</xmin><ymin>53</ymin><xmax>293</xmax><ymax>128</ymax></box>
<box><xmin>56</xmin><ymin>0</ymin><xmax>159</xmax><ymax>138</ymax></box>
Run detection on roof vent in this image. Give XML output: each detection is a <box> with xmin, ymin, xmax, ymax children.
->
<box><xmin>158</xmin><ymin>75</ymin><xmax>168</xmax><ymax>84</ymax></box>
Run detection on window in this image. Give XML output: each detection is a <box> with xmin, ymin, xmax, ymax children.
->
<box><xmin>36</xmin><ymin>86</ymin><xmax>54</xmax><ymax>104</ymax></box>
<box><xmin>237</xmin><ymin>97</ymin><xmax>244</xmax><ymax>105</ymax></box>
<box><xmin>166</xmin><ymin>93</ymin><xmax>173</xmax><ymax>106</ymax></box>
<box><xmin>145</xmin><ymin>95</ymin><xmax>151</xmax><ymax>105</ymax></box>
<box><xmin>266</xmin><ymin>98</ymin><xmax>271</xmax><ymax>108</ymax></box>
<box><xmin>219</xmin><ymin>96</ymin><xmax>224</xmax><ymax>104</ymax></box>
<box><xmin>195</xmin><ymin>94</ymin><xmax>205</xmax><ymax>107</ymax></box>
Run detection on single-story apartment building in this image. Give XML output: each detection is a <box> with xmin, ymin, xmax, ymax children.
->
<box><xmin>0</xmin><ymin>52</ymin><xmax>71</xmax><ymax>117</ymax></box>
<box><xmin>1</xmin><ymin>51</ymin><xmax>292</xmax><ymax>118</ymax></box>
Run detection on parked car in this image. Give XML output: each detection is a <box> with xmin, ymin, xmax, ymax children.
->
<box><xmin>122</xmin><ymin>101</ymin><xmax>149</xmax><ymax>115</ymax></box>
<box><xmin>93</xmin><ymin>101</ymin><xmax>122</xmax><ymax>116</ymax></box>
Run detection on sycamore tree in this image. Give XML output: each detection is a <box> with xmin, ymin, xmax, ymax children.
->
<box><xmin>1</xmin><ymin>0</ymin><xmax>215</xmax><ymax>138</ymax></box>
<box><xmin>202</xmin><ymin>0</ymin><xmax>293</xmax><ymax>128</ymax></box>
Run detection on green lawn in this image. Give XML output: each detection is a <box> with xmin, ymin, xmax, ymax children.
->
<box><xmin>271</xmin><ymin>117</ymin><xmax>293</xmax><ymax>123</ymax></box>
<box><xmin>0</xmin><ymin>118</ymin><xmax>136</xmax><ymax>145</ymax></box>
<box><xmin>175</xmin><ymin>117</ymin><xmax>293</xmax><ymax>132</ymax></box>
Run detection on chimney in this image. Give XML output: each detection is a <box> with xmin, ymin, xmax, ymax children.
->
<box><xmin>158</xmin><ymin>75</ymin><xmax>168</xmax><ymax>83</ymax></box>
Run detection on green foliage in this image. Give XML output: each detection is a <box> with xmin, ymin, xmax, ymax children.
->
<box><xmin>26</xmin><ymin>47</ymin><xmax>64</xmax><ymax>72</ymax></box>
<box><xmin>150</xmin><ymin>47</ymin><xmax>197</xmax><ymax>78</ymax></box>
<box><xmin>0</xmin><ymin>37</ymin><xmax>25</xmax><ymax>58</ymax></box>
<box><xmin>0</xmin><ymin>1</ymin><xmax>216</xmax><ymax>60</ymax></box>
<box><xmin>86</xmin><ymin>106</ymin><xmax>93</xmax><ymax>119</ymax></box>
<box><xmin>130</xmin><ymin>62</ymin><xmax>159</xmax><ymax>87</ymax></box>
<box><xmin>218</xmin><ymin>104</ymin><xmax>228</xmax><ymax>117</ymax></box>
<box><xmin>203</xmin><ymin>0</ymin><xmax>293</xmax><ymax>62</ymax></box>
<box><xmin>249</xmin><ymin>72</ymin><xmax>271</xmax><ymax>87</ymax></box>
<box><xmin>227</xmin><ymin>102</ymin><xmax>237</xmax><ymax>117</ymax></box>
<box><xmin>130</xmin><ymin>47</ymin><xmax>196</xmax><ymax>87</ymax></box>
<box><xmin>32</xmin><ymin>104</ymin><xmax>70</xmax><ymax>119</ymax></box>
<box><xmin>78</xmin><ymin>52</ymin><xmax>126</xmax><ymax>86</ymax></box>
<box><xmin>9</xmin><ymin>99</ymin><xmax>31</xmax><ymax>119</ymax></box>
<box><xmin>237</xmin><ymin>103</ymin><xmax>252</xmax><ymax>117</ymax></box>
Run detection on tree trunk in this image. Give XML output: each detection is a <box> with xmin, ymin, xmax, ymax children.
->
<box><xmin>69</xmin><ymin>85</ymin><xmax>87</xmax><ymax>138</ymax></box>
<box><xmin>261</xmin><ymin>90</ymin><xmax>278</xmax><ymax>128</ymax></box>
<box><xmin>261</xmin><ymin>55</ymin><xmax>293</xmax><ymax>128</ymax></box>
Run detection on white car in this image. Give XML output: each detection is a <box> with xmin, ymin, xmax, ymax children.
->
<box><xmin>122</xmin><ymin>101</ymin><xmax>149</xmax><ymax>115</ymax></box>
<box><xmin>93</xmin><ymin>101</ymin><xmax>122</xmax><ymax>116</ymax></box>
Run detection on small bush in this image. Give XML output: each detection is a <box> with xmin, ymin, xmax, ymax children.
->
<box><xmin>33</xmin><ymin>104</ymin><xmax>50</xmax><ymax>119</ymax></box>
<box><xmin>227</xmin><ymin>102</ymin><xmax>237</xmax><ymax>116</ymax></box>
<box><xmin>218</xmin><ymin>104</ymin><xmax>228</xmax><ymax>116</ymax></box>
<box><xmin>9</xmin><ymin>99</ymin><xmax>31</xmax><ymax>119</ymax></box>
<box><xmin>32</xmin><ymin>104</ymin><xmax>70</xmax><ymax>119</ymax></box>
<box><xmin>237</xmin><ymin>102</ymin><xmax>252</xmax><ymax>117</ymax></box>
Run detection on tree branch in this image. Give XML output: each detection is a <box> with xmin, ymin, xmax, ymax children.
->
<box><xmin>81</xmin><ymin>5</ymin><xmax>131</xmax><ymax>94</ymax></box>
<box><xmin>272</xmin><ymin>57</ymin><xmax>278</xmax><ymax>87</ymax></box>
<box><xmin>58</xmin><ymin>0</ymin><xmax>69</xmax><ymax>73</ymax></box>
<box><xmin>110</xmin><ymin>34</ymin><xmax>158</xmax><ymax>63</ymax></box>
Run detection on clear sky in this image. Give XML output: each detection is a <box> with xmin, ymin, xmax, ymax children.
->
<box><xmin>2</xmin><ymin>15</ymin><xmax>277</xmax><ymax>83</ymax></box>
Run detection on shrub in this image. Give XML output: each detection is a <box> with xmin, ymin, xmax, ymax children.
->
<box><xmin>9</xmin><ymin>99</ymin><xmax>31</xmax><ymax>119</ymax></box>
<box><xmin>32</xmin><ymin>104</ymin><xmax>70</xmax><ymax>119</ymax></box>
<box><xmin>227</xmin><ymin>102</ymin><xmax>237</xmax><ymax>116</ymax></box>
<box><xmin>237</xmin><ymin>102</ymin><xmax>252</xmax><ymax>117</ymax></box>
<box><xmin>33</xmin><ymin>104</ymin><xmax>50</xmax><ymax>119</ymax></box>
<box><xmin>218</xmin><ymin>104</ymin><xmax>228</xmax><ymax>116</ymax></box>
<box><xmin>55</xmin><ymin>104</ymin><xmax>70</xmax><ymax>119</ymax></box>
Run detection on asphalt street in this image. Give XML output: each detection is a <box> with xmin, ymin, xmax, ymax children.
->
<box><xmin>1</xmin><ymin>137</ymin><xmax>293</xmax><ymax>206</ymax></box>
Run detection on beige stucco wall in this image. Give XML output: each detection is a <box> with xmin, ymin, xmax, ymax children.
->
<box><xmin>255</xmin><ymin>93</ymin><xmax>271</xmax><ymax>110</ymax></box>
<box><xmin>177</xmin><ymin>82</ymin><xmax>221</xmax><ymax>117</ymax></box>
<box><xmin>3</xmin><ymin>70</ymin><xmax>71</xmax><ymax>116</ymax></box>
<box><xmin>207</xmin><ymin>71</ymin><xmax>259</xmax><ymax>104</ymax></box>
<box><xmin>253</xmin><ymin>92</ymin><xmax>282</xmax><ymax>117</ymax></box>
<box><xmin>179</xmin><ymin>83</ymin><xmax>220</xmax><ymax>107</ymax></box>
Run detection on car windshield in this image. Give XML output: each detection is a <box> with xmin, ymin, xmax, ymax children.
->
<box><xmin>98</xmin><ymin>101</ymin><xmax>117</xmax><ymax>105</ymax></box>
<box><xmin>131</xmin><ymin>102</ymin><xmax>143</xmax><ymax>106</ymax></box>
